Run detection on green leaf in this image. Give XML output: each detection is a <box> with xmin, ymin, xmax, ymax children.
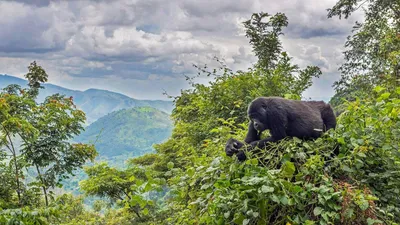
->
<box><xmin>380</xmin><ymin>92</ymin><xmax>391</xmax><ymax>99</ymax></box>
<box><xmin>187</xmin><ymin>167</ymin><xmax>195</xmax><ymax>177</ymax></box>
<box><xmin>234</xmin><ymin>213</ymin><xmax>245</xmax><ymax>225</ymax></box>
<box><xmin>250</xmin><ymin>158</ymin><xmax>258</xmax><ymax>165</ymax></box>
<box><xmin>224</xmin><ymin>211</ymin><xmax>230</xmax><ymax>219</ymax></box>
<box><xmin>142</xmin><ymin>208</ymin><xmax>149</xmax><ymax>216</ymax></box>
<box><xmin>373</xmin><ymin>86</ymin><xmax>385</xmax><ymax>93</ymax></box>
<box><xmin>313</xmin><ymin>207</ymin><xmax>323</xmax><ymax>216</ymax></box>
<box><xmin>367</xmin><ymin>218</ymin><xmax>383</xmax><ymax>225</ymax></box>
<box><xmin>281</xmin><ymin>161</ymin><xmax>295</xmax><ymax>178</ymax></box>
<box><xmin>261</xmin><ymin>185</ymin><xmax>274</xmax><ymax>193</ymax></box>
<box><xmin>337</xmin><ymin>137</ymin><xmax>345</xmax><ymax>145</ymax></box>
<box><xmin>321</xmin><ymin>213</ymin><xmax>329</xmax><ymax>221</ymax></box>
<box><xmin>167</xmin><ymin>161</ymin><xmax>174</xmax><ymax>169</ymax></box>
<box><xmin>344</xmin><ymin>208</ymin><xmax>354</xmax><ymax>218</ymax></box>
<box><xmin>270</xmin><ymin>194</ymin><xmax>280</xmax><ymax>203</ymax></box>
<box><xmin>280</xmin><ymin>196</ymin><xmax>289</xmax><ymax>205</ymax></box>
<box><xmin>303</xmin><ymin>142</ymin><xmax>311</xmax><ymax>149</ymax></box>
<box><xmin>358</xmin><ymin>199</ymin><xmax>369</xmax><ymax>211</ymax></box>
<box><xmin>342</xmin><ymin>165</ymin><xmax>354</xmax><ymax>173</ymax></box>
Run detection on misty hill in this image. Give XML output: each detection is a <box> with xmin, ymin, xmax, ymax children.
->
<box><xmin>0</xmin><ymin>74</ymin><xmax>174</xmax><ymax>124</ymax></box>
<box><xmin>74</xmin><ymin>107</ymin><xmax>173</xmax><ymax>158</ymax></box>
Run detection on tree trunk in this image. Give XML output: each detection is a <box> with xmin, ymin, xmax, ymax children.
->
<box><xmin>6</xmin><ymin>133</ymin><xmax>21</xmax><ymax>205</ymax></box>
<box><xmin>35</xmin><ymin>164</ymin><xmax>49</xmax><ymax>207</ymax></box>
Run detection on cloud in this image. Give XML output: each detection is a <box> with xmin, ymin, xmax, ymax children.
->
<box><xmin>66</xmin><ymin>27</ymin><xmax>216</xmax><ymax>62</ymax></box>
<box><xmin>0</xmin><ymin>0</ymin><xmax>364</xmax><ymax>100</ymax></box>
<box><xmin>0</xmin><ymin>1</ymin><xmax>77</xmax><ymax>53</ymax></box>
<box><xmin>12</xmin><ymin>0</ymin><xmax>52</xmax><ymax>7</ymax></box>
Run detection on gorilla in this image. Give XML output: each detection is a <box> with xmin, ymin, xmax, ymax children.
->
<box><xmin>225</xmin><ymin>97</ymin><xmax>337</xmax><ymax>161</ymax></box>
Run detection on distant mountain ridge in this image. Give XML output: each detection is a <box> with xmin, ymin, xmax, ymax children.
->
<box><xmin>60</xmin><ymin>106</ymin><xmax>172</xmax><ymax>194</ymax></box>
<box><xmin>0</xmin><ymin>74</ymin><xmax>174</xmax><ymax>124</ymax></box>
<box><xmin>74</xmin><ymin>106</ymin><xmax>172</xmax><ymax>158</ymax></box>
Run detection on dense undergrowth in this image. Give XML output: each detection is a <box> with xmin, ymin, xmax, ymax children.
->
<box><xmin>155</xmin><ymin>88</ymin><xmax>400</xmax><ymax>225</ymax></box>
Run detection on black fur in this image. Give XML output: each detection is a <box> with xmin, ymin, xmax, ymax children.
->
<box><xmin>225</xmin><ymin>97</ymin><xmax>336</xmax><ymax>161</ymax></box>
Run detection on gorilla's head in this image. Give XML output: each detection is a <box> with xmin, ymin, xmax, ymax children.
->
<box><xmin>247</xmin><ymin>98</ymin><xmax>268</xmax><ymax>132</ymax></box>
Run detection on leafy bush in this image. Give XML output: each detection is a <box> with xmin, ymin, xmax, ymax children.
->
<box><xmin>159</xmin><ymin>86</ymin><xmax>400</xmax><ymax>224</ymax></box>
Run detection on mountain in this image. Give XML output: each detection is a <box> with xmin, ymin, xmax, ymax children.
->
<box><xmin>74</xmin><ymin>106</ymin><xmax>173</xmax><ymax>158</ymax></box>
<box><xmin>60</xmin><ymin>106</ymin><xmax>172</xmax><ymax>194</ymax></box>
<box><xmin>0</xmin><ymin>74</ymin><xmax>174</xmax><ymax>124</ymax></box>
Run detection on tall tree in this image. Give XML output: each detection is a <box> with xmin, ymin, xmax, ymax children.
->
<box><xmin>243</xmin><ymin>12</ymin><xmax>288</xmax><ymax>70</ymax></box>
<box><xmin>0</xmin><ymin>82</ymin><xmax>37</xmax><ymax>205</ymax></box>
<box><xmin>0</xmin><ymin>62</ymin><xmax>97</xmax><ymax>207</ymax></box>
<box><xmin>328</xmin><ymin>0</ymin><xmax>400</xmax><ymax>105</ymax></box>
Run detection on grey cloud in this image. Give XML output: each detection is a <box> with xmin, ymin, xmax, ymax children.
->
<box><xmin>299</xmin><ymin>45</ymin><xmax>330</xmax><ymax>71</ymax></box>
<box><xmin>0</xmin><ymin>0</ymin><xmax>358</xmax><ymax>101</ymax></box>
<box><xmin>11</xmin><ymin>0</ymin><xmax>51</xmax><ymax>7</ymax></box>
<box><xmin>282</xmin><ymin>1</ymin><xmax>363</xmax><ymax>39</ymax></box>
<box><xmin>179</xmin><ymin>0</ymin><xmax>255</xmax><ymax>17</ymax></box>
<box><xmin>0</xmin><ymin>1</ymin><xmax>77</xmax><ymax>53</ymax></box>
<box><xmin>65</xmin><ymin>26</ymin><xmax>218</xmax><ymax>64</ymax></box>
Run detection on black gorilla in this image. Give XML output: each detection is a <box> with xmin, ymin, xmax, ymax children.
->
<box><xmin>225</xmin><ymin>97</ymin><xmax>337</xmax><ymax>161</ymax></box>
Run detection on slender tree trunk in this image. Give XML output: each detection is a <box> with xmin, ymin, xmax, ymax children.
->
<box><xmin>6</xmin><ymin>133</ymin><xmax>21</xmax><ymax>205</ymax></box>
<box><xmin>134</xmin><ymin>209</ymin><xmax>142</xmax><ymax>219</ymax></box>
<box><xmin>35</xmin><ymin>164</ymin><xmax>49</xmax><ymax>207</ymax></box>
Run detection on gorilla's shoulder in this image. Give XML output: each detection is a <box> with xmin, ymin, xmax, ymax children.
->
<box><xmin>251</xmin><ymin>96</ymin><xmax>289</xmax><ymax>105</ymax></box>
<box><xmin>251</xmin><ymin>96</ymin><xmax>308</xmax><ymax>106</ymax></box>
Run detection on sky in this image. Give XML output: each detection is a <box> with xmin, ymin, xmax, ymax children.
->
<box><xmin>0</xmin><ymin>0</ymin><xmax>363</xmax><ymax>101</ymax></box>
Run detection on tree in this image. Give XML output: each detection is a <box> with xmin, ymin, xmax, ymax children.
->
<box><xmin>0</xmin><ymin>62</ymin><xmax>97</xmax><ymax>207</ymax></box>
<box><xmin>243</xmin><ymin>12</ymin><xmax>288</xmax><ymax>70</ymax></box>
<box><xmin>328</xmin><ymin>0</ymin><xmax>400</xmax><ymax>106</ymax></box>
<box><xmin>80</xmin><ymin>162</ymin><xmax>165</xmax><ymax>223</ymax></box>
<box><xmin>21</xmin><ymin>93</ymin><xmax>97</xmax><ymax>206</ymax></box>
<box><xmin>0</xmin><ymin>80</ymin><xmax>37</xmax><ymax>205</ymax></box>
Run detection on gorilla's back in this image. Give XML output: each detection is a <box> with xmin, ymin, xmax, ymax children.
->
<box><xmin>257</xmin><ymin>97</ymin><xmax>325</xmax><ymax>138</ymax></box>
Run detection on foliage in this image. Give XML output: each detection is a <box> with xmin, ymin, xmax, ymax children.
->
<box><xmin>243</xmin><ymin>12</ymin><xmax>288</xmax><ymax>69</ymax></box>
<box><xmin>1</xmin><ymin>1</ymin><xmax>400</xmax><ymax>224</ymax></box>
<box><xmin>156</xmin><ymin>87</ymin><xmax>399</xmax><ymax>225</ymax></box>
<box><xmin>150</xmin><ymin>12</ymin><xmax>321</xmax><ymax>172</ymax></box>
<box><xmin>328</xmin><ymin>0</ymin><xmax>400</xmax><ymax>107</ymax></box>
<box><xmin>333</xmin><ymin>87</ymin><xmax>400</xmax><ymax>219</ymax></box>
<box><xmin>80</xmin><ymin>161</ymin><xmax>167</xmax><ymax>224</ymax></box>
<box><xmin>0</xmin><ymin>62</ymin><xmax>97</xmax><ymax>208</ymax></box>
<box><xmin>125</xmin><ymin>8</ymin><xmax>400</xmax><ymax>225</ymax></box>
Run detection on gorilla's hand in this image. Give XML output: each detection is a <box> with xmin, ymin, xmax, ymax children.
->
<box><xmin>236</xmin><ymin>150</ymin><xmax>247</xmax><ymax>161</ymax></box>
<box><xmin>225</xmin><ymin>138</ymin><xmax>244</xmax><ymax>157</ymax></box>
<box><xmin>249</xmin><ymin>141</ymin><xmax>259</xmax><ymax>149</ymax></box>
<box><xmin>235</xmin><ymin>141</ymin><xmax>260</xmax><ymax>162</ymax></box>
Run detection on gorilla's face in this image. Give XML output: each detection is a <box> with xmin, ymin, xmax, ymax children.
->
<box><xmin>250</xmin><ymin>117</ymin><xmax>265</xmax><ymax>132</ymax></box>
<box><xmin>248</xmin><ymin>110</ymin><xmax>268</xmax><ymax>132</ymax></box>
<box><xmin>247</xmin><ymin>98</ymin><xmax>268</xmax><ymax>132</ymax></box>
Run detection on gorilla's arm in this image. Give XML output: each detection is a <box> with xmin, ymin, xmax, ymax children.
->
<box><xmin>244</xmin><ymin>121</ymin><xmax>260</xmax><ymax>143</ymax></box>
<box><xmin>225</xmin><ymin>122</ymin><xmax>260</xmax><ymax>159</ymax></box>
<box><xmin>232</xmin><ymin>107</ymin><xmax>288</xmax><ymax>161</ymax></box>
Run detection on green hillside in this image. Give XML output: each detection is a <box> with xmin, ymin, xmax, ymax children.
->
<box><xmin>74</xmin><ymin>106</ymin><xmax>173</xmax><ymax>158</ymax></box>
<box><xmin>0</xmin><ymin>74</ymin><xmax>174</xmax><ymax>124</ymax></box>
